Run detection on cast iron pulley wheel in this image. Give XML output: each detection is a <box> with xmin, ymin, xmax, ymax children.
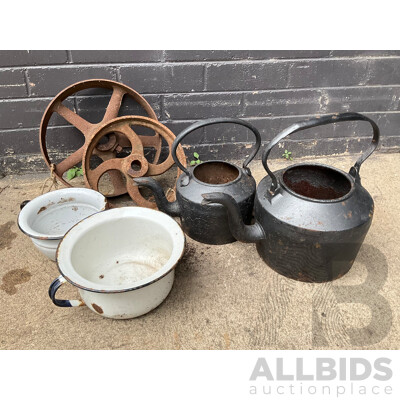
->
<box><xmin>39</xmin><ymin>79</ymin><xmax>161</xmax><ymax>195</ymax></box>
<box><xmin>83</xmin><ymin>116</ymin><xmax>187</xmax><ymax>208</ymax></box>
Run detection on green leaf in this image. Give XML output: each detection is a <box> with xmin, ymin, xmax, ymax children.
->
<box><xmin>190</xmin><ymin>160</ymin><xmax>196</xmax><ymax>166</ymax></box>
<box><xmin>67</xmin><ymin>168</ymin><xmax>77</xmax><ymax>180</ymax></box>
<box><xmin>196</xmin><ymin>159</ymin><xmax>201</xmax><ymax>164</ymax></box>
<box><xmin>193</xmin><ymin>152</ymin><xmax>199</xmax><ymax>159</ymax></box>
<box><xmin>75</xmin><ymin>168</ymin><xmax>83</xmax><ymax>177</ymax></box>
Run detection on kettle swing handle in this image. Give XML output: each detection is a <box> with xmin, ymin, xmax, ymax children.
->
<box><xmin>171</xmin><ymin>118</ymin><xmax>262</xmax><ymax>179</ymax></box>
<box><xmin>262</xmin><ymin>112</ymin><xmax>380</xmax><ymax>196</ymax></box>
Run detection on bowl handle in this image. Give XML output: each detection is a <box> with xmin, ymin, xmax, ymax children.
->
<box><xmin>48</xmin><ymin>275</ymin><xmax>85</xmax><ymax>308</ymax></box>
<box><xmin>20</xmin><ymin>200</ymin><xmax>30</xmax><ymax>210</ymax></box>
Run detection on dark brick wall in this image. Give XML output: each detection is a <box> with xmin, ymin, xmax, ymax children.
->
<box><xmin>1</xmin><ymin>50</ymin><xmax>400</xmax><ymax>174</ymax></box>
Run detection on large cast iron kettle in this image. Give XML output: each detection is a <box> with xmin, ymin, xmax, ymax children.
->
<box><xmin>203</xmin><ymin>112</ymin><xmax>379</xmax><ymax>282</ymax></box>
<box><xmin>134</xmin><ymin>118</ymin><xmax>261</xmax><ymax>245</ymax></box>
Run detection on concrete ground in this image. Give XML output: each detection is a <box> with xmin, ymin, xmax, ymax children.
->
<box><xmin>0</xmin><ymin>153</ymin><xmax>399</xmax><ymax>350</ymax></box>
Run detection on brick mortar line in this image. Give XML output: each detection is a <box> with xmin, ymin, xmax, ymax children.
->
<box><xmin>160</xmin><ymin>96</ymin><xmax>166</xmax><ymax>120</ymax></box>
<box><xmin>1</xmin><ymin>110</ymin><xmax>400</xmax><ymax>134</ymax></box>
<box><xmin>161</xmin><ymin>85</ymin><xmax>400</xmax><ymax>95</ymax></box>
<box><xmin>22</xmin><ymin>69</ymin><xmax>31</xmax><ymax>97</ymax></box>
<box><xmin>3</xmin><ymin>54</ymin><xmax>400</xmax><ymax>70</ymax></box>
<box><xmin>2</xmin><ymin>55</ymin><xmax>400</xmax><ymax>71</ymax></box>
<box><xmin>115</xmin><ymin>67</ymin><xmax>122</xmax><ymax>82</ymax></box>
<box><xmin>239</xmin><ymin>93</ymin><xmax>245</xmax><ymax>117</ymax></box>
<box><xmin>164</xmin><ymin>55</ymin><xmax>400</xmax><ymax>64</ymax></box>
<box><xmin>110</xmin><ymin>66</ymin><xmax>119</xmax><ymax>82</ymax></box>
<box><xmin>2</xmin><ymin>136</ymin><xmax>399</xmax><ymax>158</ymax></box>
<box><xmin>186</xmin><ymin>136</ymin><xmax>400</xmax><ymax>143</ymax></box>
<box><xmin>0</xmin><ymin>93</ymin><xmax>162</xmax><ymax>103</ymax></box>
<box><xmin>166</xmin><ymin>110</ymin><xmax>400</xmax><ymax>118</ymax></box>
<box><xmin>73</xmin><ymin>97</ymin><xmax>78</xmax><ymax>113</ymax></box>
<box><xmin>148</xmin><ymin>111</ymin><xmax>400</xmax><ymax>122</ymax></box>
<box><xmin>203</xmin><ymin>64</ymin><xmax>208</xmax><ymax>91</ymax></box>
<box><xmin>0</xmin><ymin>124</ymin><xmax>74</xmax><ymax>133</ymax></box>
<box><xmin>4</xmin><ymin>84</ymin><xmax>400</xmax><ymax>103</ymax></box>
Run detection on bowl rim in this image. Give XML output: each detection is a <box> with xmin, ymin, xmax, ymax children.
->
<box><xmin>17</xmin><ymin>188</ymin><xmax>107</xmax><ymax>240</ymax></box>
<box><xmin>56</xmin><ymin>207</ymin><xmax>186</xmax><ymax>293</ymax></box>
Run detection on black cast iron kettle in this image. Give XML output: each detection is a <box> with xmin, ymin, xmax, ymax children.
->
<box><xmin>134</xmin><ymin>117</ymin><xmax>261</xmax><ymax>245</ymax></box>
<box><xmin>202</xmin><ymin>112</ymin><xmax>379</xmax><ymax>282</ymax></box>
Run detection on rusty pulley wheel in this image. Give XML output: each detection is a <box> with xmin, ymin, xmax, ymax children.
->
<box><xmin>83</xmin><ymin>116</ymin><xmax>187</xmax><ymax>208</ymax></box>
<box><xmin>39</xmin><ymin>79</ymin><xmax>161</xmax><ymax>196</ymax></box>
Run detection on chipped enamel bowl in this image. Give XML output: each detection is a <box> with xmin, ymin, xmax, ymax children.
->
<box><xmin>49</xmin><ymin>207</ymin><xmax>185</xmax><ymax>319</ymax></box>
<box><xmin>18</xmin><ymin>188</ymin><xmax>107</xmax><ymax>261</ymax></box>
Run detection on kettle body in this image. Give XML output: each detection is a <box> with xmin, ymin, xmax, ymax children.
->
<box><xmin>252</xmin><ymin>162</ymin><xmax>374</xmax><ymax>282</ymax></box>
<box><xmin>135</xmin><ymin>118</ymin><xmax>261</xmax><ymax>245</ymax></box>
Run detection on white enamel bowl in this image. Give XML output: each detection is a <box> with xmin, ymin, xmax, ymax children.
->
<box><xmin>18</xmin><ymin>188</ymin><xmax>108</xmax><ymax>261</ymax></box>
<box><xmin>49</xmin><ymin>207</ymin><xmax>185</xmax><ymax>319</ymax></box>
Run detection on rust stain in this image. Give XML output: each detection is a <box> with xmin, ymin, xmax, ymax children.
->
<box><xmin>99</xmin><ymin>274</ymin><xmax>104</xmax><ymax>279</ymax></box>
<box><xmin>173</xmin><ymin>331</ymin><xmax>181</xmax><ymax>349</ymax></box>
<box><xmin>38</xmin><ymin>202</ymin><xmax>55</xmax><ymax>213</ymax></box>
<box><xmin>0</xmin><ymin>269</ymin><xmax>32</xmax><ymax>295</ymax></box>
<box><xmin>0</xmin><ymin>221</ymin><xmax>17</xmax><ymax>251</ymax></box>
<box><xmin>315</xmin><ymin>243</ymin><xmax>321</xmax><ymax>248</ymax></box>
<box><xmin>58</xmin><ymin>197</ymin><xmax>75</xmax><ymax>204</ymax></box>
<box><xmin>92</xmin><ymin>303</ymin><xmax>104</xmax><ymax>314</ymax></box>
<box><xmin>38</xmin><ymin>235</ymin><xmax>49</xmax><ymax>240</ymax></box>
<box><xmin>298</xmin><ymin>271</ymin><xmax>306</xmax><ymax>280</ymax></box>
<box><xmin>344</xmin><ymin>211</ymin><xmax>353</xmax><ymax>219</ymax></box>
<box><xmin>223</xmin><ymin>333</ymin><xmax>231</xmax><ymax>350</ymax></box>
<box><xmin>71</xmin><ymin>206</ymin><xmax>78</xmax><ymax>211</ymax></box>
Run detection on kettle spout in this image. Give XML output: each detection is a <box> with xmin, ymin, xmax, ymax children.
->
<box><xmin>133</xmin><ymin>177</ymin><xmax>181</xmax><ymax>217</ymax></box>
<box><xmin>202</xmin><ymin>192</ymin><xmax>265</xmax><ymax>243</ymax></box>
